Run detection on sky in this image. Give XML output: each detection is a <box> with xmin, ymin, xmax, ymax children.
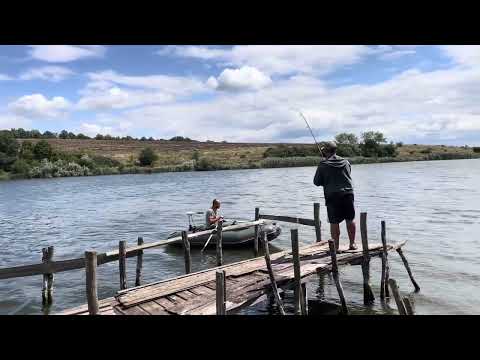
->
<box><xmin>0</xmin><ymin>45</ymin><xmax>479</xmax><ymax>145</ymax></box>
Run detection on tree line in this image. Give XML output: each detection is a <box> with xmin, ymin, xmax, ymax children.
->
<box><xmin>7</xmin><ymin>128</ymin><xmax>195</xmax><ymax>142</ymax></box>
<box><xmin>264</xmin><ymin>131</ymin><xmax>399</xmax><ymax>158</ymax></box>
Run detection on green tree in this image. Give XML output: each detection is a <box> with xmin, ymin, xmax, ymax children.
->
<box><xmin>138</xmin><ymin>147</ymin><xmax>158</xmax><ymax>166</ymax></box>
<box><xmin>95</xmin><ymin>134</ymin><xmax>104</xmax><ymax>140</ymax></box>
<box><xmin>43</xmin><ymin>131</ymin><xmax>57</xmax><ymax>138</ymax></box>
<box><xmin>76</xmin><ymin>133</ymin><xmax>90</xmax><ymax>139</ymax></box>
<box><xmin>0</xmin><ymin>130</ymin><xmax>19</xmax><ymax>156</ymax></box>
<box><xmin>335</xmin><ymin>133</ymin><xmax>358</xmax><ymax>145</ymax></box>
<box><xmin>361</xmin><ymin>131</ymin><xmax>386</xmax><ymax>144</ymax></box>
<box><xmin>360</xmin><ymin>131</ymin><xmax>389</xmax><ymax>157</ymax></box>
<box><xmin>19</xmin><ymin>141</ymin><xmax>35</xmax><ymax>160</ymax></box>
<box><xmin>33</xmin><ymin>140</ymin><xmax>54</xmax><ymax>160</ymax></box>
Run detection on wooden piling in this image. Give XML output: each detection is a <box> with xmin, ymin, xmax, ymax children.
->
<box><xmin>181</xmin><ymin>231</ymin><xmax>191</xmax><ymax>274</ymax></box>
<box><xmin>388</xmin><ymin>278</ymin><xmax>407</xmax><ymax>315</ymax></box>
<box><xmin>119</xmin><ymin>240</ymin><xmax>127</xmax><ymax>290</ymax></box>
<box><xmin>396</xmin><ymin>248</ymin><xmax>420</xmax><ymax>292</ymax></box>
<box><xmin>254</xmin><ymin>207</ymin><xmax>260</xmax><ymax>256</ymax></box>
<box><xmin>41</xmin><ymin>246</ymin><xmax>54</xmax><ymax>304</ymax></box>
<box><xmin>403</xmin><ymin>297</ymin><xmax>414</xmax><ymax>315</ymax></box>
<box><xmin>216</xmin><ymin>221</ymin><xmax>223</xmax><ymax>267</ymax></box>
<box><xmin>291</xmin><ymin>228</ymin><xmax>306</xmax><ymax>315</ymax></box>
<box><xmin>85</xmin><ymin>251</ymin><xmax>99</xmax><ymax>315</ymax></box>
<box><xmin>135</xmin><ymin>237</ymin><xmax>144</xmax><ymax>287</ymax></box>
<box><xmin>301</xmin><ymin>282</ymin><xmax>308</xmax><ymax>315</ymax></box>
<box><xmin>360</xmin><ymin>212</ymin><xmax>375</xmax><ymax>304</ymax></box>
<box><xmin>262</xmin><ymin>233</ymin><xmax>286</xmax><ymax>315</ymax></box>
<box><xmin>380</xmin><ymin>221</ymin><xmax>390</xmax><ymax>299</ymax></box>
<box><xmin>216</xmin><ymin>270</ymin><xmax>226</xmax><ymax>315</ymax></box>
<box><xmin>314</xmin><ymin>203</ymin><xmax>321</xmax><ymax>242</ymax></box>
<box><xmin>328</xmin><ymin>239</ymin><xmax>349</xmax><ymax>315</ymax></box>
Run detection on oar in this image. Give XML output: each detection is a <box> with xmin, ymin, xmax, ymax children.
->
<box><xmin>201</xmin><ymin>222</ymin><xmax>219</xmax><ymax>253</ymax></box>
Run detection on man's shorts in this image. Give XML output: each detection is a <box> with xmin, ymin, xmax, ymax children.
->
<box><xmin>326</xmin><ymin>193</ymin><xmax>355</xmax><ymax>224</ymax></box>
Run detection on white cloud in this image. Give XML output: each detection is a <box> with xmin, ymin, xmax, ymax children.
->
<box><xmin>78</xmin><ymin>120</ymin><xmax>132</xmax><ymax>137</ymax></box>
<box><xmin>441</xmin><ymin>45</ymin><xmax>480</xmax><ymax>67</ymax></box>
<box><xmin>19</xmin><ymin>66</ymin><xmax>74</xmax><ymax>82</ymax></box>
<box><xmin>379</xmin><ymin>50</ymin><xmax>416</xmax><ymax>61</ymax></box>
<box><xmin>161</xmin><ymin>45</ymin><xmax>374</xmax><ymax>76</ymax></box>
<box><xmin>209</xmin><ymin>66</ymin><xmax>272</xmax><ymax>91</ymax></box>
<box><xmin>28</xmin><ymin>45</ymin><xmax>106</xmax><ymax>63</ymax></box>
<box><xmin>8</xmin><ymin>94</ymin><xmax>71</xmax><ymax>118</ymax></box>
<box><xmin>0</xmin><ymin>73</ymin><xmax>13</xmax><ymax>81</ymax></box>
<box><xmin>76</xmin><ymin>70</ymin><xmax>209</xmax><ymax>111</ymax></box>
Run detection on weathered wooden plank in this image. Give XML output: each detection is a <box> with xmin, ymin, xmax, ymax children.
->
<box><xmin>259</xmin><ymin>214</ymin><xmax>315</xmax><ymax>227</ymax></box>
<box><xmin>190</xmin><ymin>286</ymin><xmax>216</xmax><ymax>296</ymax></box>
<box><xmin>181</xmin><ymin>231</ymin><xmax>191</xmax><ymax>274</ymax></box>
<box><xmin>121</xmin><ymin>305</ymin><xmax>150</xmax><ymax>315</ymax></box>
<box><xmin>216</xmin><ymin>271</ymin><xmax>226</xmax><ymax>315</ymax></box>
<box><xmin>380</xmin><ymin>221</ymin><xmax>389</xmax><ymax>299</ymax></box>
<box><xmin>262</xmin><ymin>233</ymin><xmax>285</xmax><ymax>315</ymax></box>
<box><xmin>138</xmin><ymin>301</ymin><xmax>169</xmax><ymax>315</ymax></box>
<box><xmin>403</xmin><ymin>297</ymin><xmax>414</xmax><ymax>315</ymax></box>
<box><xmin>216</xmin><ymin>221</ymin><xmax>223</xmax><ymax>267</ymax></box>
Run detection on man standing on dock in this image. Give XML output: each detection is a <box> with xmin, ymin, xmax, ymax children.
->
<box><xmin>313</xmin><ymin>141</ymin><xmax>357</xmax><ymax>250</ymax></box>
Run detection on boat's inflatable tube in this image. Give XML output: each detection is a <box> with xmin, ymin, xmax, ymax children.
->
<box><xmin>167</xmin><ymin>221</ymin><xmax>281</xmax><ymax>248</ymax></box>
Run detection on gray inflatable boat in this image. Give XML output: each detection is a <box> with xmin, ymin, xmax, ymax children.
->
<box><xmin>167</xmin><ymin>212</ymin><xmax>281</xmax><ymax>248</ymax></box>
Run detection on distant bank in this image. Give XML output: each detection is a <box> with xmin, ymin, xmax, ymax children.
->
<box><xmin>1</xmin><ymin>137</ymin><xmax>479</xmax><ymax>181</ymax></box>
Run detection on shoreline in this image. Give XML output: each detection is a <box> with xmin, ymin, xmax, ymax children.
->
<box><xmin>2</xmin><ymin>154</ymin><xmax>479</xmax><ymax>182</ymax></box>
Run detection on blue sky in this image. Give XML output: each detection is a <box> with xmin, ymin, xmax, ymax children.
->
<box><xmin>1</xmin><ymin>45</ymin><xmax>479</xmax><ymax>145</ymax></box>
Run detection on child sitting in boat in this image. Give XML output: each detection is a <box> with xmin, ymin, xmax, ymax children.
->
<box><xmin>206</xmin><ymin>199</ymin><xmax>224</xmax><ymax>229</ymax></box>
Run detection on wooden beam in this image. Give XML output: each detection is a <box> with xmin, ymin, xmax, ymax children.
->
<box><xmin>259</xmin><ymin>214</ymin><xmax>316</xmax><ymax>227</ymax></box>
<box><xmin>388</xmin><ymin>278</ymin><xmax>407</xmax><ymax>315</ymax></box>
<box><xmin>403</xmin><ymin>297</ymin><xmax>414</xmax><ymax>315</ymax></box>
<box><xmin>85</xmin><ymin>251</ymin><xmax>99</xmax><ymax>315</ymax></box>
<box><xmin>135</xmin><ymin>237</ymin><xmax>144</xmax><ymax>287</ymax></box>
<box><xmin>396</xmin><ymin>248</ymin><xmax>420</xmax><ymax>292</ymax></box>
<box><xmin>360</xmin><ymin>212</ymin><xmax>375</xmax><ymax>304</ymax></box>
<box><xmin>262</xmin><ymin>233</ymin><xmax>285</xmax><ymax>315</ymax></box>
<box><xmin>119</xmin><ymin>240</ymin><xmax>127</xmax><ymax>290</ymax></box>
<box><xmin>182</xmin><ymin>231</ymin><xmax>191</xmax><ymax>274</ymax></box>
<box><xmin>328</xmin><ymin>239</ymin><xmax>349</xmax><ymax>315</ymax></box>
<box><xmin>291</xmin><ymin>228</ymin><xmax>306</xmax><ymax>315</ymax></box>
<box><xmin>314</xmin><ymin>203</ymin><xmax>321</xmax><ymax>242</ymax></box>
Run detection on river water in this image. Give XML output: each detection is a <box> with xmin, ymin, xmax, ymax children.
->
<box><xmin>1</xmin><ymin>159</ymin><xmax>479</xmax><ymax>315</ymax></box>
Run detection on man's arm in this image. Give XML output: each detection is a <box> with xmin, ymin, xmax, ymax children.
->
<box><xmin>313</xmin><ymin>164</ymin><xmax>324</xmax><ymax>186</ymax></box>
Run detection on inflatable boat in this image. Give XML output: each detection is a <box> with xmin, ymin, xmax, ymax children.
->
<box><xmin>167</xmin><ymin>212</ymin><xmax>281</xmax><ymax>248</ymax></box>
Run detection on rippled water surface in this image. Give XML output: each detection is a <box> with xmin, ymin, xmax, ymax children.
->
<box><xmin>1</xmin><ymin>159</ymin><xmax>479</xmax><ymax>315</ymax></box>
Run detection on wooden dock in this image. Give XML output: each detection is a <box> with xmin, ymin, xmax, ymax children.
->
<box><xmin>58</xmin><ymin>239</ymin><xmax>406</xmax><ymax>315</ymax></box>
<box><xmin>0</xmin><ymin>203</ymin><xmax>419</xmax><ymax>315</ymax></box>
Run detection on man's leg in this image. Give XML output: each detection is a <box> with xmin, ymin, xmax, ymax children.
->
<box><xmin>330</xmin><ymin>223</ymin><xmax>340</xmax><ymax>250</ymax></box>
<box><xmin>346</xmin><ymin>220</ymin><xmax>357</xmax><ymax>250</ymax></box>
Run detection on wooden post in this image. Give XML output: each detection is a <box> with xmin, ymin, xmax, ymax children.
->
<box><xmin>135</xmin><ymin>236</ymin><xmax>144</xmax><ymax>287</ymax></box>
<box><xmin>396</xmin><ymin>248</ymin><xmax>420</xmax><ymax>292</ymax></box>
<box><xmin>328</xmin><ymin>239</ymin><xmax>349</xmax><ymax>315</ymax></box>
<box><xmin>291</xmin><ymin>228</ymin><xmax>306</xmax><ymax>315</ymax></box>
<box><xmin>388</xmin><ymin>278</ymin><xmax>407</xmax><ymax>315</ymax></box>
<box><xmin>216</xmin><ymin>221</ymin><xmax>223</xmax><ymax>267</ymax></box>
<box><xmin>380</xmin><ymin>221</ymin><xmax>390</xmax><ymax>299</ymax></box>
<box><xmin>403</xmin><ymin>297</ymin><xmax>414</xmax><ymax>315</ymax></box>
<box><xmin>262</xmin><ymin>233</ymin><xmax>285</xmax><ymax>315</ymax></box>
<box><xmin>85</xmin><ymin>251</ymin><xmax>99</xmax><ymax>315</ymax></box>
<box><xmin>301</xmin><ymin>282</ymin><xmax>308</xmax><ymax>315</ymax></box>
<box><xmin>182</xmin><ymin>231</ymin><xmax>191</xmax><ymax>274</ymax></box>
<box><xmin>41</xmin><ymin>246</ymin><xmax>54</xmax><ymax>305</ymax></box>
<box><xmin>314</xmin><ymin>202</ymin><xmax>321</xmax><ymax>243</ymax></box>
<box><xmin>119</xmin><ymin>240</ymin><xmax>127</xmax><ymax>290</ymax></box>
<box><xmin>254</xmin><ymin>207</ymin><xmax>260</xmax><ymax>256</ymax></box>
<box><xmin>216</xmin><ymin>270</ymin><xmax>226</xmax><ymax>315</ymax></box>
<box><xmin>360</xmin><ymin>212</ymin><xmax>375</xmax><ymax>304</ymax></box>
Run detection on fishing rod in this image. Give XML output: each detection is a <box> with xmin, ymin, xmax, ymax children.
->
<box><xmin>294</xmin><ymin>109</ymin><xmax>324</xmax><ymax>157</ymax></box>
